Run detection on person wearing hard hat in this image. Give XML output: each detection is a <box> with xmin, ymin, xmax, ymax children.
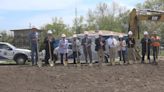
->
<box><xmin>81</xmin><ymin>31</ymin><xmax>92</xmax><ymax>64</ymax></box>
<box><xmin>107</xmin><ymin>34</ymin><xmax>118</xmax><ymax>65</ymax></box>
<box><xmin>141</xmin><ymin>31</ymin><xmax>151</xmax><ymax>64</ymax></box>
<box><xmin>126</xmin><ymin>31</ymin><xmax>136</xmax><ymax>64</ymax></box>
<box><xmin>59</xmin><ymin>34</ymin><xmax>68</xmax><ymax>65</ymax></box>
<box><xmin>118</xmin><ymin>35</ymin><xmax>126</xmax><ymax>64</ymax></box>
<box><xmin>95</xmin><ymin>31</ymin><xmax>106</xmax><ymax>66</ymax></box>
<box><xmin>29</xmin><ymin>27</ymin><xmax>39</xmax><ymax>66</ymax></box>
<box><xmin>44</xmin><ymin>30</ymin><xmax>55</xmax><ymax>65</ymax></box>
<box><xmin>151</xmin><ymin>31</ymin><xmax>160</xmax><ymax>65</ymax></box>
<box><xmin>71</xmin><ymin>34</ymin><xmax>81</xmax><ymax>64</ymax></box>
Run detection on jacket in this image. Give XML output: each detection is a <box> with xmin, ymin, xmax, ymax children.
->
<box><xmin>151</xmin><ymin>36</ymin><xmax>160</xmax><ymax>47</ymax></box>
<box><xmin>95</xmin><ymin>37</ymin><xmax>106</xmax><ymax>51</ymax></box>
<box><xmin>71</xmin><ymin>39</ymin><xmax>80</xmax><ymax>52</ymax></box>
<box><xmin>81</xmin><ymin>37</ymin><xmax>92</xmax><ymax>49</ymax></box>
<box><xmin>126</xmin><ymin>37</ymin><xmax>135</xmax><ymax>48</ymax></box>
<box><xmin>59</xmin><ymin>39</ymin><xmax>68</xmax><ymax>54</ymax></box>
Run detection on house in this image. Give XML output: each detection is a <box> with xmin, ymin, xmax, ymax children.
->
<box><xmin>11</xmin><ymin>28</ymin><xmax>42</xmax><ymax>49</ymax></box>
<box><xmin>77</xmin><ymin>30</ymin><xmax>126</xmax><ymax>40</ymax></box>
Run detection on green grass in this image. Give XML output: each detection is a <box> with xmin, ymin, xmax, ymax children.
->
<box><xmin>0</xmin><ymin>60</ymin><xmax>16</xmax><ymax>64</ymax></box>
<box><xmin>160</xmin><ymin>50</ymin><xmax>164</xmax><ymax>56</ymax></box>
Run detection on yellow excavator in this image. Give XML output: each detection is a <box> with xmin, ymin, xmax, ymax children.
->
<box><xmin>128</xmin><ymin>8</ymin><xmax>164</xmax><ymax>60</ymax></box>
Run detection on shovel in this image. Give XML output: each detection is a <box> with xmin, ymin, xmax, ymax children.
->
<box><xmin>145</xmin><ymin>39</ymin><xmax>149</xmax><ymax>64</ymax></box>
<box><xmin>36</xmin><ymin>37</ymin><xmax>42</xmax><ymax>67</ymax></box>
<box><xmin>48</xmin><ymin>40</ymin><xmax>54</xmax><ymax>67</ymax></box>
<box><xmin>64</xmin><ymin>54</ymin><xmax>68</xmax><ymax>66</ymax></box>
<box><xmin>76</xmin><ymin>41</ymin><xmax>81</xmax><ymax>67</ymax></box>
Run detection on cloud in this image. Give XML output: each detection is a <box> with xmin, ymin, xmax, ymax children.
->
<box><xmin>112</xmin><ymin>0</ymin><xmax>145</xmax><ymax>9</ymax></box>
<box><xmin>0</xmin><ymin>0</ymin><xmax>145</xmax><ymax>31</ymax></box>
<box><xmin>0</xmin><ymin>0</ymin><xmax>81</xmax><ymax>10</ymax></box>
<box><xmin>6</xmin><ymin>12</ymin><xmax>76</xmax><ymax>30</ymax></box>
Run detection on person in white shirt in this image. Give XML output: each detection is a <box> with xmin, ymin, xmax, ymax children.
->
<box><xmin>118</xmin><ymin>35</ymin><xmax>126</xmax><ymax>64</ymax></box>
<box><xmin>59</xmin><ymin>34</ymin><xmax>68</xmax><ymax>65</ymax></box>
<box><xmin>107</xmin><ymin>34</ymin><xmax>118</xmax><ymax>65</ymax></box>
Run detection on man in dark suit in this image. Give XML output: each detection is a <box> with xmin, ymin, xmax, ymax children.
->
<box><xmin>44</xmin><ymin>30</ymin><xmax>55</xmax><ymax>65</ymax></box>
<box><xmin>95</xmin><ymin>31</ymin><xmax>106</xmax><ymax>65</ymax></box>
<box><xmin>141</xmin><ymin>31</ymin><xmax>151</xmax><ymax>64</ymax></box>
<box><xmin>81</xmin><ymin>31</ymin><xmax>92</xmax><ymax>64</ymax></box>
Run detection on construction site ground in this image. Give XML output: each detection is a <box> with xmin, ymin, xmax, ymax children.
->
<box><xmin>0</xmin><ymin>57</ymin><xmax>164</xmax><ymax>92</ymax></box>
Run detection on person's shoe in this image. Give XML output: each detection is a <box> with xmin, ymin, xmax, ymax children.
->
<box><xmin>112</xmin><ymin>62</ymin><xmax>115</xmax><ymax>66</ymax></box>
<box><xmin>89</xmin><ymin>63</ymin><xmax>93</xmax><ymax>66</ymax></box>
<box><xmin>120</xmin><ymin>61</ymin><xmax>124</xmax><ymax>65</ymax></box>
<box><xmin>154</xmin><ymin>62</ymin><xmax>158</xmax><ymax>65</ymax></box>
<box><xmin>141</xmin><ymin>61</ymin><xmax>144</xmax><ymax>64</ymax></box>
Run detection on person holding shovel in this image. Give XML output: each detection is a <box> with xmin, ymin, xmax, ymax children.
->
<box><xmin>151</xmin><ymin>31</ymin><xmax>160</xmax><ymax>65</ymax></box>
<box><xmin>95</xmin><ymin>31</ymin><xmax>106</xmax><ymax>66</ymax></box>
<box><xmin>118</xmin><ymin>35</ymin><xmax>126</xmax><ymax>64</ymax></box>
<box><xmin>44</xmin><ymin>30</ymin><xmax>55</xmax><ymax>66</ymax></box>
<box><xmin>59</xmin><ymin>34</ymin><xmax>68</xmax><ymax>65</ymax></box>
<box><xmin>71</xmin><ymin>34</ymin><xmax>81</xmax><ymax>64</ymax></box>
<box><xmin>141</xmin><ymin>31</ymin><xmax>151</xmax><ymax>64</ymax></box>
<box><xmin>81</xmin><ymin>31</ymin><xmax>92</xmax><ymax>64</ymax></box>
<box><xmin>126</xmin><ymin>31</ymin><xmax>136</xmax><ymax>64</ymax></box>
<box><xmin>107</xmin><ymin>34</ymin><xmax>118</xmax><ymax>65</ymax></box>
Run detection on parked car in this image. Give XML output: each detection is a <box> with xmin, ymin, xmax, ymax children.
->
<box><xmin>0</xmin><ymin>42</ymin><xmax>31</xmax><ymax>64</ymax></box>
<box><xmin>40</xmin><ymin>42</ymin><xmax>109</xmax><ymax>63</ymax></box>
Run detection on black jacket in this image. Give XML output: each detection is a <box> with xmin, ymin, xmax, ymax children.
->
<box><xmin>44</xmin><ymin>37</ymin><xmax>55</xmax><ymax>54</ymax></box>
<box><xmin>126</xmin><ymin>37</ymin><xmax>135</xmax><ymax>48</ymax></box>
<box><xmin>95</xmin><ymin>37</ymin><xmax>106</xmax><ymax>51</ymax></box>
<box><xmin>141</xmin><ymin>37</ymin><xmax>151</xmax><ymax>51</ymax></box>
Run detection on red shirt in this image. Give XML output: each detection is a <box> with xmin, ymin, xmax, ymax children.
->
<box><xmin>151</xmin><ymin>36</ymin><xmax>160</xmax><ymax>47</ymax></box>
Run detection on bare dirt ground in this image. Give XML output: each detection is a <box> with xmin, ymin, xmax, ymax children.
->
<box><xmin>0</xmin><ymin>57</ymin><xmax>164</xmax><ymax>92</ymax></box>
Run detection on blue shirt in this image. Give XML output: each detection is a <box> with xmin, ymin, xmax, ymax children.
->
<box><xmin>29</xmin><ymin>32</ymin><xmax>38</xmax><ymax>46</ymax></box>
<box><xmin>59</xmin><ymin>39</ymin><xmax>68</xmax><ymax>54</ymax></box>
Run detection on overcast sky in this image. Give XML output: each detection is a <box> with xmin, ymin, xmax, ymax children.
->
<box><xmin>0</xmin><ymin>0</ymin><xmax>145</xmax><ymax>31</ymax></box>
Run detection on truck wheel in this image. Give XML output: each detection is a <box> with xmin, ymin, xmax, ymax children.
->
<box><xmin>15</xmin><ymin>55</ymin><xmax>26</xmax><ymax>65</ymax></box>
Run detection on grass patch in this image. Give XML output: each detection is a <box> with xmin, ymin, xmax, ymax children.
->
<box><xmin>160</xmin><ymin>50</ymin><xmax>164</xmax><ymax>56</ymax></box>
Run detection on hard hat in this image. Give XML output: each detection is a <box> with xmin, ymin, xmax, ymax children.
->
<box><xmin>73</xmin><ymin>34</ymin><xmax>77</xmax><ymax>38</ymax></box>
<box><xmin>47</xmin><ymin>30</ymin><xmax>52</xmax><ymax>34</ymax></box>
<box><xmin>98</xmin><ymin>31</ymin><xmax>103</xmax><ymax>35</ymax></box>
<box><xmin>153</xmin><ymin>31</ymin><xmax>157</xmax><ymax>34</ymax></box>
<box><xmin>119</xmin><ymin>35</ymin><xmax>123</xmax><ymax>38</ymax></box>
<box><xmin>84</xmin><ymin>31</ymin><xmax>88</xmax><ymax>35</ymax></box>
<box><xmin>61</xmin><ymin>34</ymin><xmax>66</xmax><ymax>37</ymax></box>
<box><xmin>128</xmin><ymin>31</ymin><xmax>133</xmax><ymax>35</ymax></box>
<box><xmin>144</xmin><ymin>31</ymin><xmax>148</xmax><ymax>35</ymax></box>
<box><xmin>32</xmin><ymin>27</ymin><xmax>37</xmax><ymax>31</ymax></box>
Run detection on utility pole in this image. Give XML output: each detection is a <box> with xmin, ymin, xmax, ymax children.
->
<box><xmin>75</xmin><ymin>0</ymin><xmax>78</xmax><ymax>34</ymax></box>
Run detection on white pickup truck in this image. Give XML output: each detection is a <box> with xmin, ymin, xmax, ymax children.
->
<box><xmin>0</xmin><ymin>42</ymin><xmax>31</xmax><ymax>64</ymax></box>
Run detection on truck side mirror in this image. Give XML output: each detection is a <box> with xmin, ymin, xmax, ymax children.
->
<box><xmin>7</xmin><ymin>47</ymin><xmax>13</xmax><ymax>51</ymax></box>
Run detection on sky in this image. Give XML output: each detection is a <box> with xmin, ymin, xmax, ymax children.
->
<box><xmin>0</xmin><ymin>0</ymin><xmax>145</xmax><ymax>31</ymax></box>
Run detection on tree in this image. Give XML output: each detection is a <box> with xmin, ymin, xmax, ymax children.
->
<box><xmin>0</xmin><ymin>31</ymin><xmax>14</xmax><ymax>44</ymax></box>
<box><xmin>72</xmin><ymin>16</ymin><xmax>85</xmax><ymax>34</ymax></box>
<box><xmin>86</xmin><ymin>2</ymin><xmax>129</xmax><ymax>32</ymax></box>
<box><xmin>39</xmin><ymin>17</ymin><xmax>72</xmax><ymax>50</ymax></box>
<box><xmin>43</xmin><ymin>17</ymin><xmax>71</xmax><ymax>38</ymax></box>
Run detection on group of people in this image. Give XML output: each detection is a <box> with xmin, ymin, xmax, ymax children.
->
<box><xmin>29</xmin><ymin>27</ymin><xmax>160</xmax><ymax>66</ymax></box>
